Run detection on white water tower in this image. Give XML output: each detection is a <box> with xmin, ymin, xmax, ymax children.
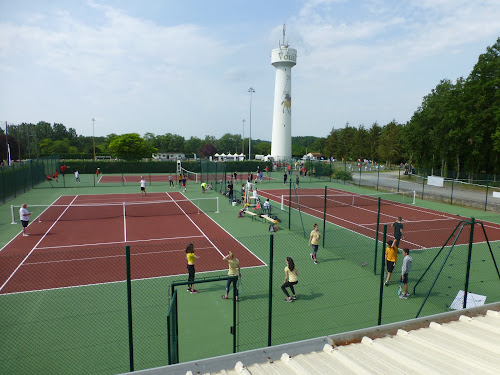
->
<box><xmin>270</xmin><ymin>25</ymin><xmax>297</xmax><ymax>161</ymax></box>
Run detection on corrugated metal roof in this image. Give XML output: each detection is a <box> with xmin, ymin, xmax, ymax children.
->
<box><xmin>127</xmin><ymin>305</ymin><xmax>500</xmax><ymax>375</ymax></box>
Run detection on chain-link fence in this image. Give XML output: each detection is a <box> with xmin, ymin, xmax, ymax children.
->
<box><xmin>1</xmin><ymin>217</ymin><xmax>499</xmax><ymax>373</ymax></box>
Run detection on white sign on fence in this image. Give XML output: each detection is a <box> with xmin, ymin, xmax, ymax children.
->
<box><xmin>427</xmin><ymin>176</ymin><xmax>444</xmax><ymax>187</ymax></box>
<box><xmin>493</xmin><ymin>191</ymin><xmax>500</xmax><ymax>199</ymax></box>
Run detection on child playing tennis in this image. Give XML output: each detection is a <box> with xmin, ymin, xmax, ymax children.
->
<box><xmin>186</xmin><ymin>244</ymin><xmax>199</xmax><ymax>293</ymax></box>
<box><xmin>399</xmin><ymin>248</ymin><xmax>412</xmax><ymax>299</ymax></box>
<box><xmin>281</xmin><ymin>257</ymin><xmax>298</xmax><ymax>302</ymax></box>
<box><xmin>385</xmin><ymin>240</ymin><xmax>398</xmax><ymax>286</ymax></box>
<box><xmin>308</xmin><ymin>223</ymin><xmax>321</xmax><ymax>264</ymax></box>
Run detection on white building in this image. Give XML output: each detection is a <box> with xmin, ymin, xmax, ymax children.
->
<box><xmin>152</xmin><ymin>152</ymin><xmax>186</xmax><ymax>161</ymax></box>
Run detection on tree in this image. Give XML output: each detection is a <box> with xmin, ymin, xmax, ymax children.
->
<box><xmin>0</xmin><ymin>134</ymin><xmax>21</xmax><ymax>162</ymax></box>
<box><xmin>184</xmin><ymin>136</ymin><xmax>203</xmax><ymax>155</ymax></box>
<box><xmin>198</xmin><ymin>143</ymin><xmax>217</xmax><ymax>158</ymax></box>
<box><xmin>108</xmin><ymin>133</ymin><xmax>157</xmax><ymax>160</ymax></box>
<box><xmin>378</xmin><ymin>121</ymin><xmax>403</xmax><ymax>167</ymax></box>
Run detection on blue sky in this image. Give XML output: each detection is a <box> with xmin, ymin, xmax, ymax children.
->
<box><xmin>1</xmin><ymin>0</ymin><xmax>499</xmax><ymax>142</ymax></box>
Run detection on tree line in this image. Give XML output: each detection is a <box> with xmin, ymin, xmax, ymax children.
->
<box><xmin>1</xmin><ymin>37</ymin><xmax>498</xmax><ymax>174</ymax></box>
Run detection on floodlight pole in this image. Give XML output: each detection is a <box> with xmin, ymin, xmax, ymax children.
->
<box><xmin>92</xmin><ymin>118</ymin><xmax>96</xmax><ymax>161</ymax></box>
<box><xmin>248</xmin><ymin>87</ymin><xmax>255</xmax><ymax>161</ymax></box>
<box><xmin>242</xmin><ymin>119</ymin><xmax>245</xmax><ymax>155</ymax></box>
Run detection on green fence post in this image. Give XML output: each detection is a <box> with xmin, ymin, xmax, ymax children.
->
<box><xmin>484</xmin><ymin>175</ymin><xmax>489</xmax><ymax>211</ymax></box>
<box><xmin>322</xmin><ymin>186</ymin><xmax>327</xmax><ymax>248</ymax></box>
<box><xmin>451</xmin><ymin>171</ymin><xmax>455</xmax><ymax>205</ymax></box>
<box><xmin>374</xmin><ymin>197</ymin><xmax>381</xmax><ymax>275</ymax></box>
<box><xmin>268</xmin><ymin>234</ymin><xmax>274</xmax><ymax>347</ymax></box>
<box><xmin>377</xmin><ymin>225</ymin><xmax>387</xmax><ymax>325</ymax></box>
<box><xmin>125</xmin><ymin>245</ymin><xmax>134</xmax><ymax>371</ymax></box>
<box><xmin>397</xmin><ymin>165</ymin><xmax>401</xmax><ymax>192</ymax></box>
<box><xmin>232</xmin><ymin>277</ymin><xmax>237</xmax><ymax>353</ymax></box>
<box><xmin>463</xmin><ymin>218</ymin><xmax>475</xmax><ymax>308</ymax></box>
<box><xmin>421</xmin><ymin>169</ymin><xmax>425</xmax><ymax>200</ymax></box>
<box><xmin>377</xmin><ymin>166</ymin><xmax>380</xmax><ymax>191</ymax></box>
<box><xmin>288</xmin><ymin>179</ymin><xmax>292</xmax><ymax>230</ymax></box>
<box><xmin>344</xmin><ymin>160</ymin><xmax>346</xmax><ymax>185</ymax></box>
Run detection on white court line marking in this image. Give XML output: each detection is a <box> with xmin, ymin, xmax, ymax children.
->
<box><xmin>178</xmin><ymin>192</ymin><xmax>267</xmax><ymax>266</ymax></box>
<box><xmin>0</xmin><ymin>196</ymin><xmax>65</xmax><ymax>253</ymax></box>
<box><xmin>36</xmin><ymin>235</ymin><xmax>205</xmax><ymax>250</ymax></box>
<box><xmin>260</xmin><ymin>190</ymin><xmax>425</xmax><ymax>248</ymax></box>
<box><xmin>268</xmin><ymin>188</ymin><xmax>500</xmax><ymax>246</ymax></box>
<box><xmin>0</xmin><ymin>195</ymin><xmax>79</xmax><ymax>293</ymax></box>
<box><xmin>0</xmin><ymin>264</ymin><xmax>268</xmax><ymax>297</ymax></box>
<box><xmin>25</xmin><ymin>246</ymin><xmax>217</xmax><ymax>266</ymax></box>
<box><xmin>165</xmin><ymin>192</ymin><xmax>224</xmax><ymax>257</ymax></box>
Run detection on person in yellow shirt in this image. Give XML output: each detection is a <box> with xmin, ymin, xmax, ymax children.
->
<box><xmin>281</xmin><ymin>257</ymin><xmax>298</xmax><ymax>302</ymax></box>
<box><xmin>385</xmin><ymin>240</ymin><xmax>398</xmax><ymax>286</ymax></box>
<box><xmin>222</xmin><ymin>251</ymin><xmax>240</xmax><ymax>301</ymax></box>
<box><xmin>186</xmin><ymin>243</ymin><xmax>200</xmax><ymax>293</ymax></box>
<box><xmin>308</xmin><ymin>223</ymin><xmax>321</xmax><ymax>264</ymax></box>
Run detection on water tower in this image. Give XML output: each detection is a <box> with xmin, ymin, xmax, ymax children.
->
<box><xmin>270</xmin><ymin>25</ymin><xmax>297</xmax><ymax>161</ymax></box>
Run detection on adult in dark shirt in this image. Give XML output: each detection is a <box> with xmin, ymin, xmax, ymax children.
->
<box><xmin>392</xmin><ymin>217</ymin><xmax>404</xmax><ymax>247</ymax></box>
<box><xmin>228</xmin><ymin>181</ymin><xmax>234</xmax><ymax>200</ymax></box>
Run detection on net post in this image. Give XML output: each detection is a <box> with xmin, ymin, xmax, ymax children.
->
<box><xmin>216</xmin><ymin>197</ymin><xmax>219</xmax><ymax>213</ymax></box>
<box><xmin>412</xmin><ymin>191</ymin><xmax>416</xmax><ymax>205</ymax></box>
<box><xmin>377</xmin><ymin>225</ymin><xmax>387</xmax><ymax>325</ymax></box>
<box><xmin>268</xmin><ymin>233</ymin><xmax>274</xmax><ymax>346</ymax></box>
<box><xmin>125</xmin><ymin>245</ymin><xmax>135</xmax><ymax>372</ymax></box>
<box><xmin>11</xmin><ymin>204</ymin><xmax>16</xmax><ymax>224</ymax></box>
<box><xmin>281</xmin><ymin>195</ymin><xmax>284</xmax><ymax>211</ymax></box>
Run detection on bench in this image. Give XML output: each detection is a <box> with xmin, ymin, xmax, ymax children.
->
<box><xmin>244</xmin><ymin>210</ymin><xmax>259</xmax><ymax>221</ymax></box>
<box><xmin>261</xmin><ymin>215</ymin><xmax>278</xmax><ymax>224</ymax></box>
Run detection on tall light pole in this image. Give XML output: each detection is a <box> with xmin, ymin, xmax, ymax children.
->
<box><xmin>248</xmin><ymin>87</ymin><xmax>255</xmax><ymax>160</ymax></box>
<box><xmin>92</xmin><ymin>118</ymin><xmax>96</xmax><ymax>161</ymax></box>
<box><xmin>242</xmin><ymin>119</ymin><xmax>246</xmax><ymax>156</ymax></box>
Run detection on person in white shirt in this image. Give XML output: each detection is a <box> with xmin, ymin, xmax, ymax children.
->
<box><xmin>75</xmin><ymin>170</ymin><xmax>80</xmax><ymax>183</ymax></box>
<box><xmin>19</xmin><ymin>203</ymin><xmax>31</xmax><ymax>236</ymax></box>
<box><xmin>252</xmin><ymin>188</ymin><xmax>259</xmax><ymax>202</ymax></box>
<box><xmin>140</xmin><ymin>177</ymin><xmax>147</xmax><ymax>196</ymax></box>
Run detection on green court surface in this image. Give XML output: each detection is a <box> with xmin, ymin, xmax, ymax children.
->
<box><xmin>1</xmin><ymin>173</ymin><xmax>499</xmax><ymax>374</ymax></box>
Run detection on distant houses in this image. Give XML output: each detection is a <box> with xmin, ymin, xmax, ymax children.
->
<box><xmin>152</xmin><ymin>152</ymin><xmax>186</xmax><ymax>161</ymax></box>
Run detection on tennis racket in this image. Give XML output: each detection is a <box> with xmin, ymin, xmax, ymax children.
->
<box><xmin>397</xmin><ymin>281</ymin><xmax>403</xmax><ymax>296</ymax></box>
<box><xmin>237</xmin><ymin>275</ymin><xmax>243</xmax><ymax>295</ymax></box>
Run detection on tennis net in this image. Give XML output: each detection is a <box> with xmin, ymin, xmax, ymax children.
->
<box><xmin>180</xmin><ymin>167</ymin><xmax>199</xmax><ymax>183</ymax></box>
<box><xmin>281</xmin><ymin>191</ymin><xmax>415</xmax><ymax>210</ymax></box>
<box><xmin>11</xmin><ymin>198</ymin><xmax>219</xmax><ymax>224</ymax></box>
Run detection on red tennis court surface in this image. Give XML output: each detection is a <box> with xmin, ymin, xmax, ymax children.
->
<box><xmin>0</xmin><ymin>192</ymin><xmax>264</xmax><ymax>294</ymax></box>
<box><xmin>259</xmin><ymin>188</ymin><xmax>500</xmax><ymax>249</ymax></box>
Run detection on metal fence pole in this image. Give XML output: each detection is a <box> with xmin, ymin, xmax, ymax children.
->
<box><xmin>463</xmin><ymin>218</ymin><xmax>475</xmax><ymax>308</ymax></box>
<box><xmin>125</xmin><ymin>245</ymin><xmax>134</xmax><ymax>372</ymax></box>
<box><xmin>377</xmin><ymin>225</ymin><xmax>387</xmax><ymax>325</ymax></box>
<box><xmin>451</xmin><ymin>171</ymin><xmax>455</xmax><ymax>205</ymax></box>
<box><xmin>484</xmin><ymin>175</ymin><xmax>489</xmax><ymax>211</ymax></box>
<box><xmin>373</xmin><ymin>197</ymin><xmax>381</xmax><ymax>275</ymax></box>
<box><xmin>268</xmin><ymin>234</ymin><xmax>274</xmax><ymax>346</ymax></box>
<box><xmin>322</xmin><ymin>186</ymin><xmax>327</xmax><ymax>248</ymax></box>
<box><xmin>397</xmin><ymin>166</ymin><xmax>401</xmax><ymax>192</ymax></box>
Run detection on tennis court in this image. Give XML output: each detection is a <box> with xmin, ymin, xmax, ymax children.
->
<box><xmin>258</xmin><ymin>187</ymin><xmax>500</xmax><ymax>249</ymax></box>
<box><xmin>1</xmin><ymin>192</ymin><xmax>264</xmax><ymax>295</ymax></box>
